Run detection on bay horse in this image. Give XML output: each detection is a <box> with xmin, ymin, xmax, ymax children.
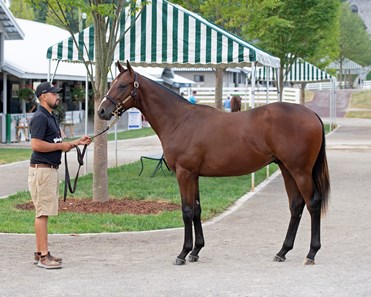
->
<box><xmin>98</xmin><ymin>61</ymin><xmax>330</xmax><ymax>266</ymax></box>
<box><xmin>230</xmin><ymin>95</ymin><xmax>242</xmax><ymax>112</ymax></box>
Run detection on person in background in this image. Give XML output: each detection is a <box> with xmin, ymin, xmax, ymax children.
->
<box><xmin>224</xmin><ymin>96</ymin><xmax>231</xmax><ymax>112</ymax></box>
<box><xmin>29</xmin><ymin>82</ymin><xmax>92</xmax><ymax>269</ymax></box>
<box><xmin>188</xmin><ymin>90</ymin><xmax>197</xmax><ymax>104</ymax></box>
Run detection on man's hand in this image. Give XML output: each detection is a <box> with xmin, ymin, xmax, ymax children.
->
<box><xmin>60</xmin><ymin>142</ymin><xmax>75</xmax><ymax>152</ymax></box>
<box><xmin>79</xmin><ymin>135</ymin><xmax>92</xmax><ymax>146</ymax></box>
<box><xmin>69</xmin><ymin>135</ymin><xmax>92</xmax><ymax>148</ymax></box>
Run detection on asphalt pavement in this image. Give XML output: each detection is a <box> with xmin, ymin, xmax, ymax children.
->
<box><xmin>0</xmin><ymin>117</ymin><xmax>371</xmax><ymax>297</ymax></box>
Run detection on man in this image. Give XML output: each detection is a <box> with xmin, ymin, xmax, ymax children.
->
<box><xmin>29</xmin><ymin>82</ymin><xmax>92</xmax><ymax>269</ymax></box>
<box><xmin>188</xmin><ymin>90</ymin><xmax>197</xmax><ymax>104</ymax></box>
<box><xmin>224</xmin><ymin>96</ymin><xmax>231</xmax><ymax>112</ymax></box>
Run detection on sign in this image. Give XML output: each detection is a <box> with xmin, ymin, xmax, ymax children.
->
<box><xmin>128</xmin><ymin>108</ymin><xmax>142</xmax><ymax>130</ymax></box>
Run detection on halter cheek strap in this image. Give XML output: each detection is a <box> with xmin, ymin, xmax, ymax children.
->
<box><xmin>104</xmin><ymin>72</ymin><xmax>140</xmax><ymax>119</ymax></box>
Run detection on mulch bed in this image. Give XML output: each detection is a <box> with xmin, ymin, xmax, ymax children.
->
<box><xmin>16</xmin><ymin>198</ymin><xmax>179</xmax><ymax>215</ymax></box>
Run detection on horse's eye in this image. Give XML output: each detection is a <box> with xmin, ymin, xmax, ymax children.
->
<box><xmin>119</xmin><ymin>84</ymin><xmax>127</xmax><ymax>89</ymax></box>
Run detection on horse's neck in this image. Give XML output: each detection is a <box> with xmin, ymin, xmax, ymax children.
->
<box><xmin>137</xmin><ymin>81</ymin><xmax>186</xmax><ymax>137</ymax></box>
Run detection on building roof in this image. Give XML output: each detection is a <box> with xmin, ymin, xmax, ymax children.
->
<box><xmin>0</xmin><ymin>1</ymin><xmax>24</xmax><ymax>40</ymax></box>
<box><xmin>3</xmin><ymin>18</ymin><xmax>87</xmax><ymax>81</ymax></box>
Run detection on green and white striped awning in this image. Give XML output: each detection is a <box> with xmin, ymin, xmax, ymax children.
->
<box><xmin>327</xmin><ymin>58</ymin><xmax>363</xmax><ymax>74</ymax></box>
<box><xmin>47</xmin><ymin>0</ymin><xmax>280</xmax><ymax>68</ymax></box>
<box><xmin>256</xmin><ymin>58</ymin><xmax>334</xmax><ymax>82</ymax></box>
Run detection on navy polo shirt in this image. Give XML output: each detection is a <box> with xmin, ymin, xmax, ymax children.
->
<box><xmin>29</xmin><ymin>105</ymin><xmax>63</xmax><ymax>166</ymax></box>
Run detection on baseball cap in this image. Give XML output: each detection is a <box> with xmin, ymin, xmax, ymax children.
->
<box><xmin>35</xmin><ymin>82</ymin><xmax>63</xmax><ymax>98</ymax></box>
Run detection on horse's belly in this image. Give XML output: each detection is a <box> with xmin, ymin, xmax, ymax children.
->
<box><xmin>199</xmin><ymin>155</ymin><xmax>270</xmax><ymax>177</ymax></box>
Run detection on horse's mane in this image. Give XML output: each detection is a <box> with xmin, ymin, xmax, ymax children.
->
<box><xmin>139</xmin><ymin>73</ymin><xmax>189</xmax><ymax>103</ymax></box>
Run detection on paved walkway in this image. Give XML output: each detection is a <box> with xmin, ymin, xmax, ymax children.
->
<box><xmin>1</xmin><ymin>118</ymin><xmax>371</xmax><ymax>296</ymax></box>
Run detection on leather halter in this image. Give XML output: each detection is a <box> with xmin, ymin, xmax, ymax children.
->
<box><xmin>103</xmin><ymin>72</ymin><xmax>140</xmax><ymax>120</ymax></box>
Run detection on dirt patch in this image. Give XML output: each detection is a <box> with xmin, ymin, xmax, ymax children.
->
<box><xmin>16</xmin><ymin>198</ymin><xmax>179</xmax><ymax>215</ymax></box>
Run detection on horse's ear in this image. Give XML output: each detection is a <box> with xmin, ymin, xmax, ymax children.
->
<box><xmin>126</xmin><ymin>60</ymin><xmax>134</xmax><ymax>74</ymax></box>
<box><xmin>117</xmin><ymin>61</ymin><xmax>125</xmax><ymax>73</ymax></box>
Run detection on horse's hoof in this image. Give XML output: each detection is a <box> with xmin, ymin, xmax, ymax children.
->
<box><xmin>188</xmin><ymin>255</ymin><xmax>199</xmax><ymax>262</ymax></box>
<box><xmin>303</xmin><ymin>258</ymin><xmax>315</xmax><ymax>265</ymax></box>
<box><xmin>173</xmin><ymin>258</ymin><xmax>186</xmax><ymax>265</ymax></box>
<box><xmin>273</xmin><ymin>255</ymin><xmax>286</xmax><ymax>262</ymax></box>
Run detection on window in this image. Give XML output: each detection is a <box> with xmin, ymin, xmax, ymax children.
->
<box><xmin>194</xmin><ymin>75</ymin><xmax>204</xmax><ymax>82</ymax></box>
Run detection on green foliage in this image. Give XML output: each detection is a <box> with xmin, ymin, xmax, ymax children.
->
<box><xmin>18</xmin><ymin>87</ymin><xmax>35</xmax><ymax>101</ymax></box>
<box><xmin>176</xmin><ymin>0</ymin><xmax>340</xmax><ymax>91</ymax></box>
<box><xmin>27</xmin><ymin>0</ymin><xmax>93</xmax><ymax>32</ymax></box>
<box><xmin>10</xmin><ymin>0</ymin><xmax>35</xmax><ymax>20</ymax></box>
<box><xmin>241</xmin><ymin>0</ymin><xmax>340</xmax><ymax>67</ymax></box>
<box><xmin>339</xmin><ymin>2</ymin><xmax>371</xmax><ymax>66</ymax></box>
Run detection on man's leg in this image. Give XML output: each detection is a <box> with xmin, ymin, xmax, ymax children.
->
<box><xmin>35</xmin><ymin>216</ymin><xmax>48</xmax><ymax>256</ymax></box>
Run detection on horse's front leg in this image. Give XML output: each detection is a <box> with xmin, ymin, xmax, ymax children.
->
<box><xmin>188</xmin><ymin>196</ymin><xmax>205</xmax><ymax>262</ymax></box>
<box><xmin>174</xmin><ymin>169</ymin><xmax>202</xmax><ymax>265</ymax></box>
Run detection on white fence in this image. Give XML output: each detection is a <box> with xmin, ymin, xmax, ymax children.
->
<box><xmin>305</xmin><ymin>82</ymin><xmax>334</xmax><ymax>90</ymax></box>
<box><xmin>362</xmin><ymin>80</ymin><xmax>371</xmax><ymax>89</ymax></box>
<box><xmin>181</xmin><ymin>87</ymin><xmax>300</xmax><ymax>107</ymax></box>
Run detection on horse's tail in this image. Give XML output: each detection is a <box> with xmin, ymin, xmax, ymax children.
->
<box><xmin>312</xmin><ymin>115</ymin><xmax>330</xmax><ymax>215</ymax></box>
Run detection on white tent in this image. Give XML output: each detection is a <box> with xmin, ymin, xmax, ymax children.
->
<box><xmin>4</xmin><ymin>19</ymin><xmax>89</xmax><ymax>81</ymax></box>
<box><xmin>256</xmin><ymin>58</ymin><xmax>334</xmax><ymax>83</ymax></box>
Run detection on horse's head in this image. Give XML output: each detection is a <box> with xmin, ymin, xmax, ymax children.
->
<box><xmin>97</xmin><ymin>60</ymin><xmax>139</xmax><ymax>121</ymax></box>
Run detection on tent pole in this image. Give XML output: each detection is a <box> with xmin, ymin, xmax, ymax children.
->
<box><xmin>250</xmin><ymin>62</ymin><xmax>256</xmax><ymax>191</ymax></box>
<box><xmin>277</xmin><ymin>67</ymin><xmax>281</xmax><ymax>101</ymax></box>
<box><xmin>84</xmin><ymin>70</ymin><xmax>89</xmax><ymax>174</ymax></box>
<box><xmin>49</xmin><ymin>60</ymin><xmax>60</xmax><ymax>83</ymax></box>
<box><xmin>265</xmin><ymin>66</ymin><xmax>270</xmax><ymax>178</ymax></box>
<box><xmin>48</xmin><ymin>59</ymin><xmax>51</xmax><ymax>82</ymax></box>
<box><xmin>250</xmin><ymin>62</ymin><xmax>256</xmax><ymax>108</ymax></box>
<box><xmin>2</xmin><ymin>72</ymin><xmax>7</xmax><ymax>143</ymax></box>
<box><xmin>266</xmin><ymin>66</ymin><xmax>270</xmax><ymax>104</ymax></box>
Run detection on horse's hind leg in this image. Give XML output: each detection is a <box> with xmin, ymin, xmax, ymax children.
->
<box><xmin>274</xmin><ymin>164</ymin><xmax>305</xmax><ymax>262</ymax></box>
<box><xmin>303</xmin><ymin>188</ymin><xmax>322</xmax><ymax>265</ymax></box>
<box><xmin>188</xmin><ymin>196</ymin><xmax>205</xmax><ymax>262</ymax></box>
<box><xmin>285</xmin><ymin>167</ymin><xmax>322</xmax><ymax>265</ymax></box>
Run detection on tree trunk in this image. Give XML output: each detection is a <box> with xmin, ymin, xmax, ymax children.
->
<box><xmin>278</xmin><ymin>67</ymin><xmax>284</xmax><ymax>102</ymax></box>
<box><xmin>300</xmin><ymin>82</ymin><xmax>306</xmax><ymax>105</ymax></box>
<box><xmin>92</xmin><ymin>13</ymin><xmax>110</xmax><ymax>203</ymax></box>
<box><xmin>92</xmin><ymin>92</ymin><xmax>109</xmax><ymax>202</ymax></box>
<box><xmin>215</xmin><ymin>68</ymin><xmax>224</xmax><ymax>110</ymax></box>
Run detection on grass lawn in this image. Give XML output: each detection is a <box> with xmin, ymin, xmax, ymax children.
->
<box><xmin>346</xmin><ymin>90</ymin><xmax>371</xmax><ymax>119</ymax></box>
<box><xmin>0</xmin><ymin>160</ymin><xmax>278</xmax><ymax>234</ymax></box>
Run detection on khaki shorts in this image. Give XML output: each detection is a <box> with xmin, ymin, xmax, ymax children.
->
<box><xmin>28</xmin><ymin>167</ymin><xmax>59</xmax><ymax>217</ymax></box>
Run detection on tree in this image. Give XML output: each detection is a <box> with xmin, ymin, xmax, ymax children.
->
<box><xmin>28</xmin><ymin>0</ymin><xmax>146</xmax><ymax>202</ymax></box>
<box><xmin>338</xmin><ymin>2</ymin><xmax>371</xmax><ymax>66</ymax></box>
<box><xmin>10</xmin><ymin>0</ymin><xmax>35</xmax><ymax>20</ymax></box>
<box><xmin>199</xmin><ymin>0</ymin><xmax>340</xmax><ymax>100</ymax></box>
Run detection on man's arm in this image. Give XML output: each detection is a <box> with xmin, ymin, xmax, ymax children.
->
<box><xmin>31</xmin><ymin>136</ymin><xmax>91</xmax><ymax>153</ymax></box>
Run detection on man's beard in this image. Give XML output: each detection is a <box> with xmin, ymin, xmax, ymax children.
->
<box><xmin>48</xmin><ymin>99</ymin><xmax>60</xmax><ymax>109</ymax></box>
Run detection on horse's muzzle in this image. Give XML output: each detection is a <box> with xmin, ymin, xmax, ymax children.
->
<box><xmin>97</xmin><ymin>107</ymin><xmax>112</xmax><ymax>120</ymax></box>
